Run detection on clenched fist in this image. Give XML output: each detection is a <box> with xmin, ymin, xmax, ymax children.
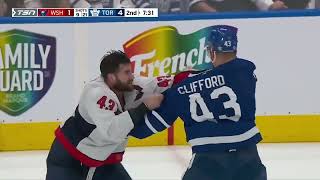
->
<box><xmin>143</xmin><ymin>94</ymin><xmax>164</xmax><ymax>110</ymax></box>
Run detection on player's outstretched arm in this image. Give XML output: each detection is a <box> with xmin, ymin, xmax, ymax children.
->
<box><xmin>129</xmin><ymin>91</ymin><xmax>178</xmax><ymax>139</ymax></box>
<box><xmin>129</xmin><ymin>71</ymin><xmax>195</xmax><ymax>139</ymax></box>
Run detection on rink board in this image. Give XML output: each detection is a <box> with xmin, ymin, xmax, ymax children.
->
<box><xmin>1</xmin><ymin>115</ymin><xmax>320</xmax><ymax>151</ymax></box>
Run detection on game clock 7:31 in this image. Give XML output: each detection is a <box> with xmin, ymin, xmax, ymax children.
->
<box><xmin>142</xmin><ymin>9</ymin><xmax>154</xmax><ymax>16</ymax></box>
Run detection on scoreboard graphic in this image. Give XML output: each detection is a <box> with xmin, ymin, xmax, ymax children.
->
<box><xmin>11</xmin><ymin>8</ymin><xmax>158</xmax><ymax>18</ymax></box>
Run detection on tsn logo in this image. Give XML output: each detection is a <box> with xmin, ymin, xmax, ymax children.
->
<box><xmin>12</xmin><ymin>8</ymin><xmax>37</xmax><ymax>17</ymax></box>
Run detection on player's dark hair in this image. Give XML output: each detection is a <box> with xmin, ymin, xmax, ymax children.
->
<box><xmin>100</xmin><ymin>50</ymin><xmax>131</xmax><ymax>78</ymax></box>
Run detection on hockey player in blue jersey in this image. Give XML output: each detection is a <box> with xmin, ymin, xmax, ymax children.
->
<box><xmin>130</xmin><ymin>25</ymin><xmax>267</xmax><ymax>180</ymax></box>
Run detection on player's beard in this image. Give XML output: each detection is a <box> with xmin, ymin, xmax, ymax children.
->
<box><xmin>114</xmin><ymin>77</ymin><xmax>134</xmax><ymax>92</ymax></box>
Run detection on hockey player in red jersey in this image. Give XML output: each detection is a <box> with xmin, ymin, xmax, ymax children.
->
<box><xmin>46</xmin><ymin>50</ymin><xmax>173</xmax><ymax>180</ymax></box>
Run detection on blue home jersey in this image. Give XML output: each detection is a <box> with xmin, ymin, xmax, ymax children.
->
<box><xmin>130</xmin><ymin>58</ymin><xmax>262</xmax><ymax>153</ymax></box>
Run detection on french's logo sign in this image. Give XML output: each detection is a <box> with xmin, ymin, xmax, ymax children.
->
<box><xmin>123</xmin><ymin>26</ymin><xmax>215</xmax><ymax>76</ymax></box>
<box><xmin>0</xmin><ymin>29</ymin><xmax>56</xmax><ymax>116</ymax></box>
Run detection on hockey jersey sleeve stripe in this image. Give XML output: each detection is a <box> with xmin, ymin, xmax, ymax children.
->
<box><xmin>188</xmin><ymin>126</ymin><xmax>259</xmax><ymax>146</ymax></box>
<box><xmin>144</xmin><ymin>114</ymin><xmax>158</xmax><ymax>134</ymax></box>
<box><xmin>152</xmin><ymin>111</ymin><xmax>170</xmax><ymax>128</ymax></box>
